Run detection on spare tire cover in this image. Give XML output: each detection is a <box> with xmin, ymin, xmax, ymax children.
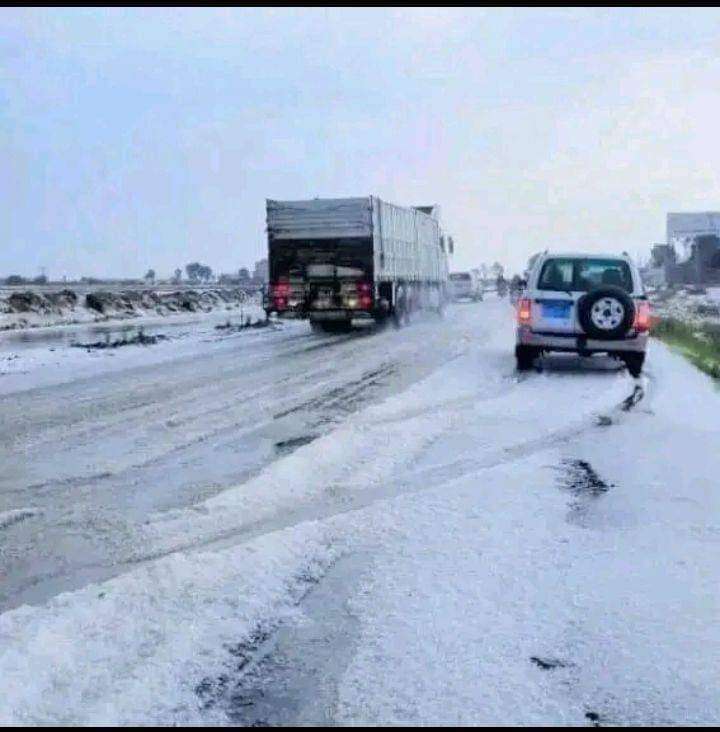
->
<box><xmin>578</xmin><ymin>285</ymin><xmax>635</xmax><ymax>340</ymax></box>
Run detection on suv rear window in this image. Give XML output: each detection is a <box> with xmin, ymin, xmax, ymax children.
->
<box><xmin>537</xmin><ymin>258</ymin><xmax>633</xmax><ymax>293</ymax></box>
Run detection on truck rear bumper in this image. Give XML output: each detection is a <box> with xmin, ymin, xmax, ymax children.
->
<box><xmin>265</xmin><ymin>308</ymin><xmax>304</xmax><ymax>319</ymax></box>
<box><xmin>309</xmin><ymin>310</ymin><xmax>374</xmax><ymax>322</ymax></box>
<box><xmin>517</xmin><ymin>327</ymin><xmax>647</xmax><ymax>353</ymax></box>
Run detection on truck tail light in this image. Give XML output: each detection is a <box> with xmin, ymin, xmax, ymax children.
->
<box><xmin>356</xmin><ymin>282</ymin><xmax>373</xmax><ymax>309</ymax></box>
<box><xmin>634</xmin><ymin>300</ymin><xmax>651</xmax><ymax>332</ymax></box>
<box><xmin>272</xmin><ymin>281</ymin><xmax>290</xmax><ymax>310</ymax></box>
<box><xmin>517</xmin><ymin>298</ymin><xmax>532</xmax><ymax>324</ymax></box>
<box><xmin>272</xmin><ymin>281</ymin><xmax>290</xmax><ymax>297</ymax></box>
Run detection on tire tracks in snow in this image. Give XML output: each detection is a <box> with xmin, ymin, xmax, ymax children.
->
<box><xmin>120</xmin><ymin>370</ymin><xmax>649</xmax><ymax>571</ymax></box>
<box><xmin>0</xmin><ymin>322</ymin><xmax>468</xmax><ymax>611</ymax></box>
<box><xmin>6</xmin><ymin>369</ymin><xmax>647</xmax><ymax>609</ymax></box>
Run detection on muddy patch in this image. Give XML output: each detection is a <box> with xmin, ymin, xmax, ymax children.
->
<box><xmin>71</xmin><ymin>328</ymin><xmax>168</xmax><ymax>350</ymax></box>
<box><xmin>195</xmin><ymin>627</ymin><xmax>273</xmax><ymax>708</ymax></box>
<box><xmin>530</xmin><ymin>655</ymin><xmax>572</xmax><ymax>670</ymax></box>
<box><xmin>195</xmin><ymin>553</ymin><xmax>366</xmax><ymax>726</ymax></box>
<box><xmin>621</xmin><ymin>383</ymin><xmax>644</xmax><ymax>411</ymax></box>
<box><xmin>557</xmin><ymin>459</ymin><xmax>614</xmax><ymax>527</ymax></box>
<box><xmin>585</xmin><ymin>710</ymin><xmax>603</xmax><ymax>726</ymax></box>
<box><xmin>559</xmin><ymin>459</ymin><xmax>613</xmax><ymax>498</ymax></box>
<box><xmin>273</xmin><ymin>434</ymin><xmax>319</xmax><ymax>456</ymax></box>
<box><xmin>215</xmin><ymin>318</ymin><xmax>275</xmax><ymax>333</ymax></box>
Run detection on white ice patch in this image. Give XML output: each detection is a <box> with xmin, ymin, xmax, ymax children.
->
<box><xmin>0</xmin><ymin>520</ymin><xmax>339</xmax><ymax>724</ymax></box>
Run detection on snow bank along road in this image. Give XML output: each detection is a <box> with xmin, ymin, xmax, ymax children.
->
<box><xmin>1</xmin><ymin>298</ymin><xmax>719</xmax><ymax>724</ymax></box>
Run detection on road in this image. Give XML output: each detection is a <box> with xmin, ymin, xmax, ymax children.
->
<box><xmin>1</xmin><ymin>298</ymin><xmax>719</xmax><ymax>724</ymax></box>
<box><xmin>0</xmin><ymin>304</ymin><xmax>472</xmax><ymax>611</ymax></box>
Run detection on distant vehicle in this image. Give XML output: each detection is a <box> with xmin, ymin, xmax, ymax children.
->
<box><xmin>265</xmin><ymin>197</ymin><xmax>451</xmax><ymax>332</ymax></box>
<box><xmin>449</xmin><ymin>271</ymin><xmax>483</xmax><ymax>302</ymax></box>
<box><xmin>515</xmin><ymin>252</ymin><xmax>650</xmax><ymax>376</ymax></box>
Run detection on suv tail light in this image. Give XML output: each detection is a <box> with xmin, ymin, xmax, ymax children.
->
<box><xmin>634</xmin><ymin>300</ymin><xmax>651</xmax><ymax>332</ymax></box>
<box><xmin>517</xmin><ymin>298</ymin><xmax>532</xmax><ymax>324</ymax></box>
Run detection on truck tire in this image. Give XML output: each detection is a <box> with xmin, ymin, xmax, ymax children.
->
<box><xmin>515</xmin><ymin>345</ymin><xmax>539</xmax><ymax>371</ymax></box>
<box><xmin>578</xmin><ymin>286</ymin><xmax>635</xmax><ymax>340</ymax></box>
<box><xmin>404</xmin><ymin>296</ymin><xmax>413</xmax><ymax>325</ymax></box>
<box><xmin>393</xmin><ymin>287</ymin><xmax>407</xmax><ymax>328</ymax></box>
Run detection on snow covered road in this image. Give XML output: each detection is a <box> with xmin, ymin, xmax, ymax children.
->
<box><xmin>1</xmin><ymin>298</ymin><xmax>719</xmax><ymax>724</ymax></box>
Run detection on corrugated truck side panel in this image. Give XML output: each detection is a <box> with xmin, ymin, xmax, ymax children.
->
<box><xmin>372</xmin><ymin>197</ymin><xmax>445</xmax><ymax>284</ymax></box>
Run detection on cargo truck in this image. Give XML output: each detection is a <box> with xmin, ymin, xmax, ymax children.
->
<box><xmin>265</xmin><ymin>196</ymin><xmax>452</xmax><ymax>332</ymax></box>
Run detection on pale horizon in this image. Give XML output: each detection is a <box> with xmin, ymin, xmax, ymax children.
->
<box><xmin>3</xmin><ymin>7</ymin><xmax>720</xmax><ymax>279</ymax></box>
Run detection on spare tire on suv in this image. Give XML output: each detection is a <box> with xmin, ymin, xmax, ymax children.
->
<box><xmin>577</xmin><ymin>285</ymin><xmax>635</xmax><ymax>340</ymax></box>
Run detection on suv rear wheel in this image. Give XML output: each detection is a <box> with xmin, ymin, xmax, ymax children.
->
<box><xmin>621</xmin><ymin>352</ymin><xmax>645</xmax><ymax>378</ymax></box>
<box><xmin>515</xmin><ymin>345</ymin><xmax>540</xmax><ymax>371</ymax></box>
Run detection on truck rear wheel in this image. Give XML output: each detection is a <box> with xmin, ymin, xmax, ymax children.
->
<box><xmin>392</xmin><ymin>288</ymin><xmax>406</xmax><ymax>328</ymax></box>
<box><xmin>403</xmin><ymin>299</ymin><xmax>412</xmax><ymax>325</ymax></box>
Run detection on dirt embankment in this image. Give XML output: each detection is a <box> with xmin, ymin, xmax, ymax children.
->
<box><xmin>0</xmin><ymin>287</ymin><xmax>253</xmax><ymax>331</ymax></box>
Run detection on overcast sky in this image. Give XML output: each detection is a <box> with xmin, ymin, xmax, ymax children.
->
<box><xmin>3</xmin><ymin>7</ymin><xmax>720</xmax><ymax>279</ymax></box>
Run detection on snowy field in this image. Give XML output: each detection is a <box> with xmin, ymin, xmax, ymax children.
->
<box><xmin>1</xmin><ymin>297</ymin><xmax>719</xmax><ymax>724</ymax></box>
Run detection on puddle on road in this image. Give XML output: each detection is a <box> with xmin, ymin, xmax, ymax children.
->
<box><xmin>71</xmin><ymin>329</ymin><xmax>169</xmax><ymax>350</ymax></box>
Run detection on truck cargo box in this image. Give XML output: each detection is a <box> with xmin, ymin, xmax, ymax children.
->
<box><xmin>266</xmin><ymin>196</ymin><xmax>451</xmax><ymax>327</ymax></box>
